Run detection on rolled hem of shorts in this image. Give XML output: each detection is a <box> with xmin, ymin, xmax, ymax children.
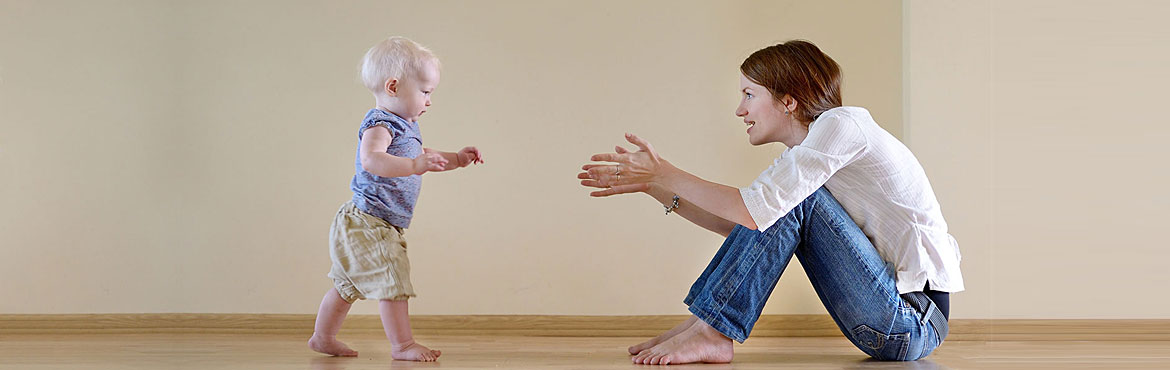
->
<box><xmin>334</xmin><ymin>283</ymin><xmax>362</xmax><ymax>304</ymax></box>
<box><xmin>373</xmin><ymin>294</ymin><xmax>416</xmax><ymax>301</ymax></box>
<box><xmin>688</xmin><ymin>302</ymin><xmax>748</xmax><ymax>343</ymax></box>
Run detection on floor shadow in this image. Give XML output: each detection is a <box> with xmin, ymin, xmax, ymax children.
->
<box><xmin>730</xmin><ymin>353</ymin><xmax>947</xmax><ymax>369</ymax></box>
<box><xmin>309</xmin><ymin>356</ymin><xmax>443</xmax><ymax>370</ymax></box>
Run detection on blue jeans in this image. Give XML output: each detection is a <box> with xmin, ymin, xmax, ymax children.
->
<box><xmin>684</xmin><ymin>188</ymin><xmax>942</xmax><ymax>361</ymax></box>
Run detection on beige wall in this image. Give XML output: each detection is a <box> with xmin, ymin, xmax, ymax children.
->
<box><xmin>905</xmin><ymin>0</ymin><xmax>1170</xmax><ymax>318</ymax></box>
<box><xmin>2</xmin><ymin>0</ymin><xmax>893</xmax><ymax>316</ymax></box>
<box><xmin>9</xmin><ymin>0</ymin><xmax>1165</xmax><ymax>321</ymax></box>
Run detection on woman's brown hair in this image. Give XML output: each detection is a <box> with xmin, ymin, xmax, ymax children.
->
<box><xmin>740</xmin><ymin>40</ymin><xmax>842</xmax><ymax>125</ymax></box>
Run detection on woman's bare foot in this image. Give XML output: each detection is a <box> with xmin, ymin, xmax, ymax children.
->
<box><xmin>631</xmin><ymin>319</ymin><xmax>733</xmax><ymax>365</ymax></box>
<box><xmin>629</xmin><ymin>316</ymin><xmax>699</xmax><ymax>355</ymax></box>
<box><xmin>308</xmin><ymin>334</ymin><xmax>358</xmax><ymax>357</ymax></box>
<box><xmin>391</xmin><ymin>340</ymin><xmax>441</xmax><ymax>362</ymax></box>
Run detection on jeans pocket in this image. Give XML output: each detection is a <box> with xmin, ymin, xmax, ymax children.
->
<box><xmin>851</xmin><ymin>325</ymin><xmax>910</xmax><ymax>361</ymax></box>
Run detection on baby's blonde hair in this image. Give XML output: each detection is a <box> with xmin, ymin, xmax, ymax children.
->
<box><xmin>360</xmin><ymin>36</ymin><xmax>439</xmax><ymax>94</ymax></box>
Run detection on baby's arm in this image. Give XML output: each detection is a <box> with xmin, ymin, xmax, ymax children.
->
<box><xmin>360</xmin><ymin>126</ymin><xmax>448</xmax><ymax>177</ymax></box>
<box><xmin>423</xmin><ymin>146</ymin><xmax>484</xmax><ymax>171</ymax></box>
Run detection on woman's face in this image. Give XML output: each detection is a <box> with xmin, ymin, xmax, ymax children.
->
<box><xmin>735</xmin><ymin>73</ymin><xmax>797</xmax><ymax>146</ymax></box>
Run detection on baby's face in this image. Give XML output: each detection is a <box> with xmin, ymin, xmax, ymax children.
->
<box><xmin>396</xmin><ymin>61</ymin><xmax>441</xmax><ymax>122</ymax></box>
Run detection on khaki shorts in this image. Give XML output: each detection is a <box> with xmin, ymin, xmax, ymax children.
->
<box><xmin>327</xmin><ymin>201</ymin><xmax>415</xmax><ymax>303</ymax></box>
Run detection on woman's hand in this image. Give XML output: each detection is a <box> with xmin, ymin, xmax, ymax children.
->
<box><xmin>578</xmin><ymin>133</ymin><xmax>668</xmax><ymax>196</ymax></box>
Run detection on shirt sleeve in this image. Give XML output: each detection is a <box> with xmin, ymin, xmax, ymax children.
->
<box><xmin>358</xmin><ymin>117</ymin><xmax>409</xmax><ymax>140</ymax></box>
<box><xmin>739</xmin><ymin>111</ymin><xmax>868</xmax><ymax>230</ymax></box>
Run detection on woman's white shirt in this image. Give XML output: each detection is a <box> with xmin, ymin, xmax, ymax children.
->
<box><xmin>739</xmin><ymin>106</ymin><xmax>964</xmax><ymax>294</ymax></box>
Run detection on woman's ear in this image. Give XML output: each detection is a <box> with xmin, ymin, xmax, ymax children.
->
<box><xmin>779</xmin><ymin>94</ymin><xmax>798</xmax><ymax>115</ymax></box>
<box><xmin>384</xmin><ymin>78</ymin><xmax>399</xmax><ymax>97</ymax></box>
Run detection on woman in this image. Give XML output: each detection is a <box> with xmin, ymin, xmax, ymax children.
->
<box><xmin>579</xmin><ymin>40</ymin><xmax>962</xmax><ymax>365</ymax></box>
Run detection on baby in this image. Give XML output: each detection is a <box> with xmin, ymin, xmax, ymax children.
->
<box><xmin>308</xmin><ymin>36</ymin><xmax>483</xmax><ymax>362</ymax></box>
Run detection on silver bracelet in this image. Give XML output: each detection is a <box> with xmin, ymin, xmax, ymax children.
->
<box><xmin>664</xmin><ymin>195</ymin><xmax>680</xmax><ymax>215</ymax></box>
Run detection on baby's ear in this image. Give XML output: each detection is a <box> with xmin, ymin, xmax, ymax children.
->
<box><xmin>384</xmin><ymin>78</ymin><xmax>399</xmax><ymax>96</ymax></box>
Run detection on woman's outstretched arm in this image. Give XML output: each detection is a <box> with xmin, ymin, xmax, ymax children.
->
<box><xmin>655</xmin><ymin>163</ymin><xmax>758</xmax><ymax>230</ymax></box>
<box><xmin>580</xmin><ymin>133</ymin><xmax>758</xmax><ymax>232</ymax></box>
<box><xmin>581</xmin><ymin>170</ymin><xmax>738</xmax><ymax>237</ymax></box>
<box><xmin>645</xmin><ymin>183</ymin><xmax>739</xmax><ymax>237</ymax></box>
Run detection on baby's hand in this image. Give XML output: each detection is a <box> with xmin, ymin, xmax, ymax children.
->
<box><xmin>413</xmin><ymin>152</ymin><xmax>448</xmax><ymax>174</ymax></box>
<box><xmin>457</xmin><ymin>146</ymin><xmax>484</xmax><ymax>167</ymax></box>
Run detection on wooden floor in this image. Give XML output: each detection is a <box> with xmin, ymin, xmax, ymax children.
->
<box><xmin>2</xmin><ymin>333</ymin><xmax>1169</xmax><ymax>369</ymax></box>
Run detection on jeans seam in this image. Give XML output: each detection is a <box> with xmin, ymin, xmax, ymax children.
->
<box><xmin>898</xmin><ymin>333</ymin><xmax>910</xmax><ymax>360</ymax></box>
<box><xmin>689</xmin><ymin>302</ymin><xmax>746</xmax><ymax>343</ymax></box>
<box><xmin>919</xmin><ymin>329</ymin><xmax>929</xmax><ymax>360</ymax></box>
<box><xmin>699</xmin><ymin>225</ymin><xmax>777</xmax><ymax>344</ymax></box>
<box><xmin>710</xmin><ymin>226</ymin><xmax>775</xmax><ymax>325</ymax></box>
<box><xmin>811</xmin><ymin>208</ymin><xmax>884</xmax><ymax>294</ymax></box>
<box><xmin>819</xmin><ymin>204</ymin><xmax>898</xmax><ymax>330</ymax></box>
<box><xmin>812</xmin><ymin>207</ymin><xmax>901</xmax><ymax>336</ymax></box>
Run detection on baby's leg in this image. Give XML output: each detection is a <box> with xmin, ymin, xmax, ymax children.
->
<box><xmin>308</xmin><ymin>288</ymin><xmax>359</xmax><ymax>357</ymax></box>
<box><xmin>380</xmin><ymin>299</ymin><xmax>441</xmax><ymax>362</ymax></box>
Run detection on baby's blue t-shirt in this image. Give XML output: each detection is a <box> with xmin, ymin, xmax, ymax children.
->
<box><xmin>350</xmin><ymin>109</ymin><xmax>422</xmax><ymax>228</ymax></box>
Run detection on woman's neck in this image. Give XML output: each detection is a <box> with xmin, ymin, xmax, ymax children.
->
<box><xmin>780</xmin><ymin>122</ymin><xmax>810</xmax><ymax>147</ymax></box>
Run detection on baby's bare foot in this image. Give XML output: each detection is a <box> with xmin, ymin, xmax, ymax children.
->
<box><xmin>392</xmin><ymin>340</ymin><xmax>441</xmax><ymax>362</ymax></box>
<box><xmin>629</xmin><ymin>316</ymin><xmax>698</xmax><ymax>355</ymax></box>
<box><xmin>308</xmin><ymin>334</ymin><xmax>358</xmax><ymax>357</ymax></box>
<box><xmin>632</xmin><ymin>320</ymin><xmax>733</xmax><ymax>365</ymax></box>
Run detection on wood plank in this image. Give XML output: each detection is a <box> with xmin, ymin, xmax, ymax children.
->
<box><xmin>2</xmin><ymin>314</ymin><xmax>1168</xmax><ymax>340</ymax></box>
<box><xmin>3</xmin><ymin>334</ymin><xmax>1170</xmax><ymax>369</ymax></box>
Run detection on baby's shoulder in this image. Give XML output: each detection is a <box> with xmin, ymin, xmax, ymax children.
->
<box><xmin>359</xmin><ymin>110</ymin><xmax>416</xmax><ymax>139</ymax></box>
